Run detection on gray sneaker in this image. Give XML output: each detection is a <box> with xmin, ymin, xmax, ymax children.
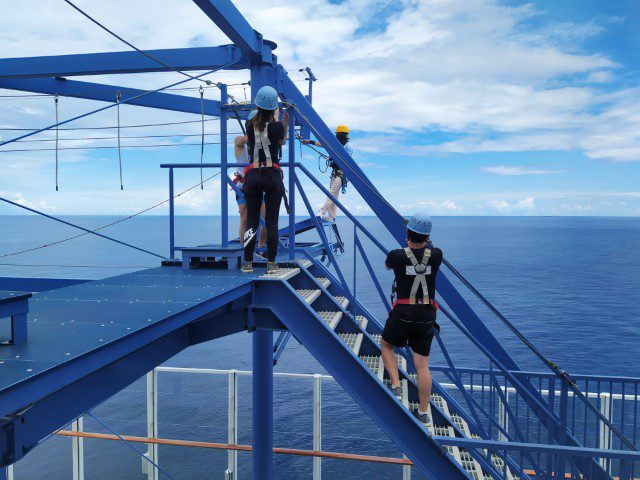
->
<box><xmin>388</xmin><ymin>384</ymin><xmax>402</xmax><ymax>400</ymax></box>
<box><xmin>240</xmin><ymin>261</ymin><xmax>253</xmax><ymax>274</ymax></box>
<box><xmin>413</xmin><ymin>408</ymin><xmax>433</xmax><ymax>428</ymax></box>
<box><xmin>267</xmin><ymin>262</ymin><xmax>280</xmax><ymax>274</ymax></box>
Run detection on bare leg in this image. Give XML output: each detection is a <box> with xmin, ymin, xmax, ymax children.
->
<box><xmin>320</xmin><ymin>175</ymin><xmax>342</xmax><ymax>220</ymax></box>
<box><xmin>258</xmin><ymin>202</ymin><xmax>267</xmax><ymax>248</ymax></box>
<box><xmin>381</xmin><ymin>339</ymin><xmax>400</xmax><ymax>388</ymax></box>
<box><xmin>238</xmin><ymin>203</ymin><xmax>247</xmax><ymax>242</ymax></box>
<box><xmin>413</xmin><ymin>351</ymin><xmax>432</xmax><ymax>413</ymax></box>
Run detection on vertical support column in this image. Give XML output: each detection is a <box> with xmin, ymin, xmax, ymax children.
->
<box><xmin>227</xmin><ymin>370</ymin><xmax>239</xmax><ymax>479</ymax></box>
<box><xmin>5</xmin><ymin>465</ymin><xmax>13</xmax><ymax>480</ymax></box>
<box><xmin>546</xmin><ymin>377</ymin><xmax>556</xmax><ymax>477</ymax></box>
<box><xmin>72</xmin><ymin>417</ymin><xmax>84</xmax><ymax>480</ymax></box>
<box><xmin>312</xmin><ymin>374</ymin><xmax>322</xmax><ymax>480</ymax></box>
<box><xmin>146</xmin><ymin>370</ymin><xmax>158</xmax><ymax>480</ymax></box>
<box><xmin>169</xmin><ymin>168</ymin><xmax>175</xmax><ymax>259</ymax></box>
<box><xmin>220</xmin><ymin>84</ymin><xmax>229</xmax><ymax>247</ymax></box>
<box><xmin>288</xmin><ymin>111</ymin><xmax>296</xmax><ymax>260</ymax></box>
<box><xmin>253</xmin><ymin>330</ymin><xmax>273</xmax><ymax>480</ymax></box>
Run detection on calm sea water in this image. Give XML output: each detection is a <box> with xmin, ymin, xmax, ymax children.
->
<box><xmin>2</xmin><ymin>215</ymin><xmax>639</xmax><ymax>479</ymax></box>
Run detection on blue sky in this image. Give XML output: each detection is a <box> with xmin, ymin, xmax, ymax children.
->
<box><xmin>0</xmin><ymin>0</ymin><xmax>638</xmax><ymax>216</ymax></box>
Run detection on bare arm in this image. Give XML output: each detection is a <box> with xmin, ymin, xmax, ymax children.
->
<box><xmin>234</xmin><ymin>135</ymin><xmax>248</xmax><ymax>160</ymax></box>
<box><xmin>280</xmin><ymin>111</ymin><xmax>290</xmax><ymax>145</ymax></box>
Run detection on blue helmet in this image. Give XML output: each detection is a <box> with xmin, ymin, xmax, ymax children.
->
<box><xmin>254</xmin><ymin>86</ymin><xmax>279</xmax><ymax>111</ymax></box>
<box><xmin>407</xmin><ymin>212</ymin><xmax>432</xmax><ymax>235</ymax></box>
<box><xmin>247</xmin><ymin>109</ymin><xmax>257</xmax><ymax>120</ymax></box>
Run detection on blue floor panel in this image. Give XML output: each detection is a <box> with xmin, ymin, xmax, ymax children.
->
<box><xmin>0</xmin><ymin>266</ymin><xmax>256</xmax><ymax>395</ymax></box>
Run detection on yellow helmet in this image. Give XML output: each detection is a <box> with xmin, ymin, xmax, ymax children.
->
<box><xmin>335</xmin><ymin>124</ymin><xmax>349</xmax><ymax>134</ymax></box>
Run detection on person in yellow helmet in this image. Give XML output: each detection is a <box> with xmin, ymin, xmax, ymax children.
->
<box><xmin>303</xmin><ymin>125</ymin><xmax>353</xmax><ymax>222</ymax></box>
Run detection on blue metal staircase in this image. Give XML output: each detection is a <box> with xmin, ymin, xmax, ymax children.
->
<box><xmin>255</xmin><ymin>259</ymin><xmax>519</xmax><ymax>480</ymax></box>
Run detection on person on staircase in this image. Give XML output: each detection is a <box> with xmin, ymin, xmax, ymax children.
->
<box><xmin>381</xmin><ymin>212</ymin><xmax>442</xmax><ymax>427</ymax></box>
<box><xmin>302</xmin><ymin>124</ymin><xmax>353</xmax><ymax>222</ymax></box>
<box><xmin>233</xmin><ymin>110</ymin><xmax>266</xmax><ymax>254</ymax></box>
<box><xmin>241</xmin><ymin>86</ymin><xmax>289</xmax><ymax>274</ymax></box>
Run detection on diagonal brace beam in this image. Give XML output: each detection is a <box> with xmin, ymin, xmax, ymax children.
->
<box><xmin>193</xmin><ymin>0</ymin><xmax>264</xmax><ymax>57</ymax></box>
<box><xmin>0</xmin><ymin>77</ymin><xmax>222</xmax><ymax>117</ymax></box>
<box><xmin>0</xmin><ymin>46</ymin><xmax>246</xmax><ymax>79</ymax></box>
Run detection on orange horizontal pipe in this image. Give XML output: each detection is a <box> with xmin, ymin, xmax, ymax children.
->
<box><xmin>56</xmin><ymin>430</ymin><xmax>413</xmax><ymax>466</ymax></box>
<box><xmin>57</xmin><ymin>431</ymin><xmax>639</xmax><ymax>477</ymax></box>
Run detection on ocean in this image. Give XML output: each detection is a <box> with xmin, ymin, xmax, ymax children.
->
<box><xmin>2</xmin><ymin>215</ymin><xmax>639</xmax><ymax>479</ymax></box>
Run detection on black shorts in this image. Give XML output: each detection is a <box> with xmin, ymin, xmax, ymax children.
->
<box><xmin>382</xmin><ymin>304</ymin><xmax>436</xmax><ymax>356</ymax></box>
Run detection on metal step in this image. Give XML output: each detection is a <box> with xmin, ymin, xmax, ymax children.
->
<box><xmin>371</xmin><ymin>334</ymin><xmax>381</xmax><ymax>345</ymax></box>
<box><xmin>490</xmin><ymin>454</ymin><xmax>516</xmax><ymax>480</ymax></box>
<box><xmin>338</xmin><ymin>333</ymin><xmax>363</xmax><ymax>355</ymax></box>
<box><xmin>315</xmin><ymin>277</ymin><xmax>330</xmax><ymax>289</ymax></box>
<box><xmin>360</xmin><ymin>355</ymin><xmax>384</xmax><ymax>380</ymax></box>
<box><xmin>458</xmin><ymin>449</ymin><xmax>485</xmax><ymax>480</ymax></box>
<box><xmin>298</xmin><ymin>258</ymin><xmax>313</xmax><ymax>268</ymax></box>
<box><xmin>317</xmin><ymin>310</ymin><xmax>342</xmax><ymax>330</ymax></box>
<box><xmin>334</xmin><ymin>296</ymin><xmax>349</xmax><ymax>308</ymax></box>
<box><xmin>296</xmin><ymin>289</ymin><xmax>322</xmax><ymax>305</ymax></box>
<box><xmin>431</xmin><ymin>424</ymin><xmax>464</xmax><ymax>467</ymax></box>
<box><xmin>449</xmin><ymin>413</ymin><xmax>472</xmax><ymax>437</ymax></box>
<box><xmin>261</xmin><ymin>267</ymin><xmax>300</xmax><ymax>280</ymax></box>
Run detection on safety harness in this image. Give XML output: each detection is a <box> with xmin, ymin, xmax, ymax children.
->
<box><xmin>404</xmin><ymin>246</ymin><xmax>431</xmax><ymax>304</ymax></box>
<box><xmin>392</xmin><ymin>246</ymin><xmax>439</xmax><ymax>310</ymax></box>
<box><xmin>240</xmin><ymin>124</ymin><xmax>292</xmax><ymax>214</ymax></box>
<box><xmin>252</xmin><ymin>122</ymin><xmax>274</xmax><ymax>168</ymax></box>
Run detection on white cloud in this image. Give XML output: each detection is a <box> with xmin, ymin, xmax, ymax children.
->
<box><xmin>400</xmin><ymin>199</ymin><xmax>463</xmax><ymax>215</ymax></box>
<box><xmin>515</xmin><ymin>197</ymin><xmax>536</xmax><ymax>210</ymax></box>
<box><xmin>0</xmin><ymin>0</ymin><xmax>636</xmax><ymax>216</ymax></box>
<box><xmin>485</xmin><ymin>197</ymin><xmax>536</xmax><ymax>213</ymax></box>
<box><xmin>482</xmin><ymin>166</ymin><xmax>564</xmax><ymax>176</ymax></box>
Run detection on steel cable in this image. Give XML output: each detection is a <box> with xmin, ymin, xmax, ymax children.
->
<box><xmin>0</xmin><ymin>172</ymin><xmax>220</xmax><ymax>259</ymax></box>
<box><xmin>54</xmin><ymin>95</ymin><xmax>60</xmax><ymax>191</ymax></box>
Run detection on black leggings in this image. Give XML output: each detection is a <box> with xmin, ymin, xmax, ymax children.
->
<box><xmin>243</xmin><ymin>167</ymin><xmax>283</xmax><ymax>262</ymax></box>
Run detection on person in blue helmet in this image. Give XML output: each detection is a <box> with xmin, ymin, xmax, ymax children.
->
<box><xmin>381</xmin><ymin>212</ymin><xmax>442</xmax><ymax>428</ymax></box>
<box><xmin>241</xmin><ymin>86</ymin><xmax>289</xmax><ymax>273</ymax></box>
<box><xmin>233</xmin><ymin>110</ymin><xmax>266</xmax><ymax>251</ymax></box>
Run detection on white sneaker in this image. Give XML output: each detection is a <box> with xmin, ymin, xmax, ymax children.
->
<box><xmin>320</xmin><ymin>211</ymin><xmax>333</xmax><ymax>222</ymax></box>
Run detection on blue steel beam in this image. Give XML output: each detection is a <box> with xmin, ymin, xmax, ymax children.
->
<box><xmin>278</xmin><ymin>69</ymin><xmax>404</xmax><ymax>239</ymax></box>
<box><xmin>0</xmin><ymin>46</ymin><xmax>246</xmax><ymax>79</ymax></box>
<box><xmin>0</xmin><ymin>286</ymin><xmax>251</xmax><ymax>466</ymax></box>
<box><xmin>193</xmin><ymin>0</ymin><xmax>269</xmax><ymax>59</ymax></box>
<box><xmin>0</xmin><ymin>77</ymin><xmax>223</xmax><ymax>117</ymax></box>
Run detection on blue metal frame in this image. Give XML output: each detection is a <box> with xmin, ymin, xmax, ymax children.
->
<box><xmin>0</xmin><ymin>46</ymin><xmax>245</xmax><ymax>78</ymax></box>
<box><xmin>0</xmin><ymin>77</ymin><xmax>223</xmax><ymax>117</ymax></box>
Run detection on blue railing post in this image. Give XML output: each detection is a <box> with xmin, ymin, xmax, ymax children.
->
<box><xmin>220</xmin><ymin>83</ymin><xmax>229</xmax><ymax>246</ymax></box>
<box><xmin>253</xmin><ymin>329</ymin><xmax>273</xmax><ymax>480</ymax></box>
<box><xmin>352</xmin><ymin>225</ymin><xmax>357</xmax><ymax>317</ymax></box>
<box><xmin>169</xmin><ymin>167</ymin><xmax>175</xmax><ymax>259</ymax></box>
<box><xmin>288</xmin><ymin>110</ymin><xmax>296</xmax><ymax>260</ymax></box>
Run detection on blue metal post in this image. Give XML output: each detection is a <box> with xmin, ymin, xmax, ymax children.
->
<box><xmin>253</xmin><ymin>329</ymin><xmax>273</xmax><ymax>480</ymax></box>
<box><xmin>352</xmin><ymin>225</ymin><xmax>357</xmax><ymax>316</ymax></box>
<box><xmin>169</xmin><ymin>167</ymin><xmax>175</xmax><ymax>259</ymax></box>
<box><xmin>288</xmin><ymin>110</ymin><xmax>296</xmax><ymax>260</ymax></box>
<box><xmin>220</xmin><ymin>84</ymin><xmax>229</xmax><ymax>246</ymax></box>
